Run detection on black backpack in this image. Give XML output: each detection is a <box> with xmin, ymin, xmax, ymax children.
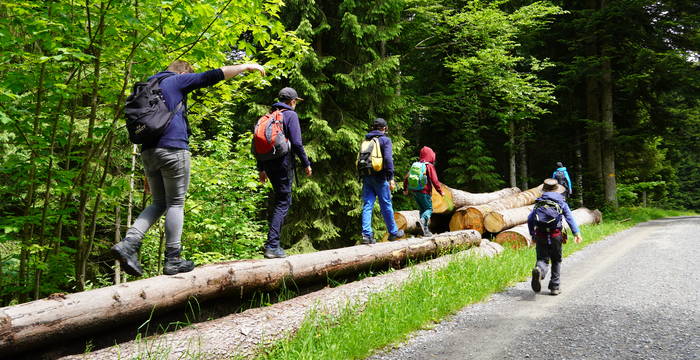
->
<box><xmin>532</xmin><ymin>199</ymin><xmax>563</xmax><ymax>233</ymax></box>
<box><xmin>554</xmin><ymin>170</ymin><xmax>568</xmax><ymax>188</ymax></box>
<box><xmin>124</xmin><ymin>74</ymin><xmax>183</xmax><ymax>144</ymax></box>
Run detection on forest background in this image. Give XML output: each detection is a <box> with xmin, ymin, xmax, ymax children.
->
<box><xmin>0</xmin><ymin>0</ymin><xmax>698</xmax><ymax>306</ymax></box>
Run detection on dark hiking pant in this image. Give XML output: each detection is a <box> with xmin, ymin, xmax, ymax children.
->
<box><xmin>263</xmin><ymin>161</ymin><xmax>294</xmax><ymax>250</ymax></box>
<box><xmin>534</xmin><ymin>233</ymin><xmax>563</xmax><ymax>290</ymax></box>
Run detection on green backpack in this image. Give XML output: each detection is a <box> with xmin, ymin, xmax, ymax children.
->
<box><xmin>407</xmin><ymin>161</ymin><xmax>428</xmax><ymax>191</ymax></box>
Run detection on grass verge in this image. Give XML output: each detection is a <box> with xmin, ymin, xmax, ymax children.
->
<box><xmin>257</xmin><ymin>208</ymin><xmax>695</xmax><ymax>360</ymax></box>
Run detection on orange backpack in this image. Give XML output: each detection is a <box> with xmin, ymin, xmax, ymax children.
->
<box><xmin>252</xmin><ymin>109</ymin><xmax>290</xmax><ymax>161</ymax></box>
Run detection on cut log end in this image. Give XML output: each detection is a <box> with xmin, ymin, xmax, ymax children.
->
<box><xmin>494</xmin><ymin>232</ymin><xmax>530</xmax><ymax>249</ymax></box>
<box><xmin>431</xmin><ymin>187</ymin><xmax>454</xmax><ymax>214</ymax></box>
<box><xmin>483</xmin><ymin>212</ymin><xmax>505</xmax><ymax>233</ymax></box>
<box><xmin>464</xmin><ymin>208</ymin><xmax>485</xmax><ymax>234</ymax></box>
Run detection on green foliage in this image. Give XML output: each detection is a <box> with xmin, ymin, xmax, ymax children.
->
<box><xmin>0</xmin><ymin>0</ymin><xmax>307</xmax><ymax>304</ymax></box>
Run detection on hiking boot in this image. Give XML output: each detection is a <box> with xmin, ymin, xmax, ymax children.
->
<box><xmin>111</xmin><ymin>237</ymin><xmax>143</xmax><ymax>277</ymax></box>
<box><xmin>361</xmin><ymin>234</ymin><xmax>376</xmax><ymax>245</ymax></box>
<box><xmin>388</xmin><ymin>230</ymin><xmax>405</xmax><ymax>241</ymax></box>
<box><xmin>550</xmin><ymin>288</ymin><xmax>561</xmax><ymax>296</ymax></box>
<box><xmin>264</xmin><ymin>247</ymin><xmax>288</xmax><ymax>259</ymax></box>
<box><xmin>418</xmin><ymin>218</ymin><xmax>432</xmax><ymax>237</ymax></box>
<box><xmin>531</xmin><ymin>267</ymin><xmax>541</xmax><ymax>293</ymax></box>
<box><xmin>163</xmin><ymin>247</ymin><xmax>195</xmax><ymax>275</ymax></box>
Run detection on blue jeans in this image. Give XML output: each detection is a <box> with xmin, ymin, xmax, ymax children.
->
<box><xmin>361</xmin><ymin>176</ymin><xmax>399</xmax><ymax>237</ymax></box>
<box><xmin>126</xmin><ymin>148</ymin><xmax>190</xmax><ymax>250</ymax></box>
<box><xmin>412</xmin><ymin>192</ymin><xmax>433</xmax><ymax>222</ymax></box>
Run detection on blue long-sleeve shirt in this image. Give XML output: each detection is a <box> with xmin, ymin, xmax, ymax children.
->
<box><xmin>527</xmin><ymin>192</ymin><xmax>580</xmax><ymax>236</ymax></box>
<box><xmin>363</xmin><ymin>130</ymin><xmax>395</xmax><ymax>181</ymax></box>
<box><xmin>142</xmin><ymin>69</ymin><xmax>226</xmax><ymax>151</ymax></box>
<box><xmin>255</xmin><ymin>102</ymin><xmax>311</xmax><ymax>171</ymax></box>
<box><xmin>552</xmin><ymin>167</ymin><xmax>573</xmax><ymax>193</ymax></box>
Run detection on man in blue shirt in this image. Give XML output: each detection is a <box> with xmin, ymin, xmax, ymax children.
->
<box><xmin>552</xmin><ymin>161</ymin><xmax>573</xmax><ymax>199</ymax></box>
<box><xmin>360</xmin><ymin>118</ymin><xmax>405</xmax><ymax>244</ymax></box>
<box><xmin>257</xmin><ymin>87</ymin><xmax>312</xmax><ymax>259</ymax></box>
<box><xmin>528</xmin><ymin>178</ymin><xmax>583</xmax><ymax>295</ymax></box>
<box><xmin>112</xmin><ymin>60</ymin><xmax>266</xmax><ymax>277</ymax></box>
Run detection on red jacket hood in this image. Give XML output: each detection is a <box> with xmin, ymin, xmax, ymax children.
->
<box><xmin>419</xmin><ymin>146</ymin><xmax>436</xmax><ymax>163</ymax></box>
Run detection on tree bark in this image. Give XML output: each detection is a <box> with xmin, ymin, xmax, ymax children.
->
<box><xmin>585</xmin><ymin>0</ymin><xmax>603</xmax><ymax>199</ymax></box>
<box><xmin>600</xmin><ymin>43</ymin><xmax>617</xmax><ymax>208</ymax></box>
<box><xmin>493</xmin><ymin>208</ymin><xmax>603</xmax><ymax>248</ymax></box>
<box><xmin>0</xmin><ymin>231</ymin><xmax>481</xmax><ymax>354</ymax></box>
<box><xmin>394</xmin><ymin>210</ymin><xmax>422</xmax><ymax>234</ymax></box>
<box><xmin>483</xmin><ymin>205</ymin><xmax>535</xmax><ymax>233</ymax></box>
<box><xmin>434</xmin><ymin>186</ymin><xmax>521</xmax><ymax>216</ymax></box>
<box><xmin>509</xmin><ymin>121</ymin><xmax>517</xmax><ymax>187</ymax></box>
<box><xmin>518</xmin><ymin>135</ymin><xmax>528</xmax><ymax>190</ymax></box>
<box><xmin>459</xmin><ymin>184</ymin><xmax>544</xmax><ymax>234</ymax></box>
<box><xmin>67</xmin><ymin>238</ymin><xmax>502</xmax><ymax>360</ymax></box>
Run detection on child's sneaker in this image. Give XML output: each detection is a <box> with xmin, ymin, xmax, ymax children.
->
<box><xmin>550</xmin><ymin>288</ymin><xmax>561</xmax><ymax>296</ymax></box>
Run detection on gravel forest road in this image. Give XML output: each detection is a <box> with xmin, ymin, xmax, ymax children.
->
<box><xmin>369</xmin><ymin>216</ymin><xmax>700</xmax><ymax>360</ymax></box>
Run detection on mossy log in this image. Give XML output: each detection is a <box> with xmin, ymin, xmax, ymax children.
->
<box><xmin>493</xmin><ymin>208</ymin><xmax>603</xmax><ymax>248</ymax></box>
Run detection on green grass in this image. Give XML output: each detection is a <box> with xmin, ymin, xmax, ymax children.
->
<box><xmin>257</xmin><ymin>208</ymin><xmax>695</xmax><ymax>360</ymax></box>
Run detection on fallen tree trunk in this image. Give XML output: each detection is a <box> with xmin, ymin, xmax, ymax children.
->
<box><xmin>454</xmin><ymin>184</ymin><xmax>544</xmax><ymax>234</ymax></box>
<box><xmin>483</xmin><ymin>205</ymin><xmax>535</xmax><ymax>233</ymax></box>
<box><xmin>0</xmin><ymin>230</ymin><xmax>481</xmax><ymax>355</ymax></box>
<box><xmin>494</xmin><ymin>208</ymin><xmax>602</xmax><ymax>248</ymax></box>
<box><xmin>62</xmin><ymin>235</ymin><xmax>503</xmax><ymax>360</ymax></box>
<box><xmin>432</xmin><ymin>186</ymin><xmax>520</xmax><ymax>214</ymax></box>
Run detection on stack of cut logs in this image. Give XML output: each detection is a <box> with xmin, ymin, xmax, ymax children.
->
<box><xmin>394</xmin><ymin>183</ymin><xmax>602</xmax><ymax>248</ymax></box>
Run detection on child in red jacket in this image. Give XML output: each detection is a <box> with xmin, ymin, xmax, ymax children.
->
<box><xmin>403</xmin><ymin>146</ymin><xmax>443</xmax><ymax>236</ymax></box>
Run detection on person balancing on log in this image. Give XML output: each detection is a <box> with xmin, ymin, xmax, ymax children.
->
<box><xmin>403</xmin><ymin>146</ymin><xmax>444</xmax><ymax>236</ymax></box>
<box><xmin>527</xmin><ymin>178</ymin><xmax>583</xmax><ymax>295</ymax></box>
<box><xmin>113</xmin><ymin>60</ymin><xmax>266</xmax><ymax>277</ymax></box>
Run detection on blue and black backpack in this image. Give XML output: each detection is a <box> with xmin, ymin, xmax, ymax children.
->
<box><xmin>532</xmin><ymin>198</ymin><xmax>563</xmax><ymax>233</ymax></box>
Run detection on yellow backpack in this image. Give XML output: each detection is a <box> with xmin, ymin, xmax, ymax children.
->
<box><xmin>356</xmin><ymin>136</ymin><xmax>383</xmax><ymax>175</ymax></box>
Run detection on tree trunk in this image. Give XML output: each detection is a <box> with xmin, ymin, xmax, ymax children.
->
<box><xmin>509</xmin><ymin>122</ymin><xmax>517</xmax><ymax>187</ymax></box>
<box><xmin>575</xmin><ymin>139</ymin><xmax>584</xmax><ymax>207</ymax></box>
<box><xmin>434</xmin><ymin>186</ymin><xmax>521</xmax><ymax>216</ymax></box>
<box><xmin>394</xmin><ymin>210</ymin><xmax>422</xmax><ymax>234</ymax></box>
<box><xmin>0</xmin><ymin>231</ymin><xmax>481</xmax><ymax>354</ymax></box>
<box><xmin>459</xmin><ymin>184</ymin><xmax>544</xmax><ymax>234</ymax></box>
<box><xmin>585</xmin><ymin>0</ymin><xmax>603</xmax><ymax>200</ymax></box>
<box><xmin>483</xmin><ymin>205</ymin><xmax>535</xmax><ymax>233</ymax></box>
<box><xmin>518</xmin><ymin>135</ymin><xmax>528</xmax><ymax>190</ymax></box>
<box><xmin>600</xmin><ymin>44</ymin><xmax>617</xmax><ymax>208</ymax></box>
<box><xmin>71</xmin><ymin>239</ymin><xmax>502</xmax><ymax>360</ymax></box>
<box><xmin>493</xmin><ymin>208</ymin><xmax>603</xmax><ymax>248</ymax></box>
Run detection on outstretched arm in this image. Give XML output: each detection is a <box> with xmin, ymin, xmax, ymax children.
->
<box><xmin>220</xmin><ymin>64</ymin><xmax>265</xmax><ymax>79</ymax></box>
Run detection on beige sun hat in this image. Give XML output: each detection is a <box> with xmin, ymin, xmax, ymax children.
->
<box><xmin>542</xmin><ymin>178</ymin><xmax>566</xmax><ymax>193</ymax></box>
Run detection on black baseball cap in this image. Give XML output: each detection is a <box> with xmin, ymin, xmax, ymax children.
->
<box><xmin>373</xmin><ymin>118</ymin><xmax>387</xmax><ymax>128</ymax></box>
<box><xmin>278</xmin><ymin>87</ymin><xmax>303</xmax><ymax>101</ymax></box>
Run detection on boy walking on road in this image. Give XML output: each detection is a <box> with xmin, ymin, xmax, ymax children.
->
<box><xmin>528</xmin><ymin>178</ymin><xmax>583</xmax><ymax>295</ymax></box>
<box><xmin>256</xmin><ymin>87</ymin><xmax>312</xmax><ymax>259</ymax></box>
<box><xmin>113</xmin><ymin>61</ymin><xmax>266</xmax><ymax>277</ymax></box>
<box><xmin>403</xmin><ymin>146</ymin><xmax>443</xmax><ymax>236</ymax></box>
<box><xmin>358</xmin><ymin>118</ymin><xmax>404</xmax><ymax>244</ymax></box>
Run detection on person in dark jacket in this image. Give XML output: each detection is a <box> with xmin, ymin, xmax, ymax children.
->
<box><xmin>257</xmin><ymin>87</ymin><xmax>312</xmax><ymax>259</ymax></box>
<box><xmin>403</xmin><ymin>146</ymin><xmax>443</xmax><ymax>236</ymax></box>
<box><xmin>527</xmin><ymin>178</ymin><xmax>583</xmax><ymax>295</ymax></box>
<box><xmin>360</xmin><ymin>118</ymin><xmax>405</xmax><ymax>244</ymax></box>
<box><xmin>112</xmin><ymin>60</ymin><xmax>266</xmax><ymax>277</ymax></box>
<box><xmin>552</xmin><ymin>161</ymin><xmax>573</xmax><ymax>198</ymax></box>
